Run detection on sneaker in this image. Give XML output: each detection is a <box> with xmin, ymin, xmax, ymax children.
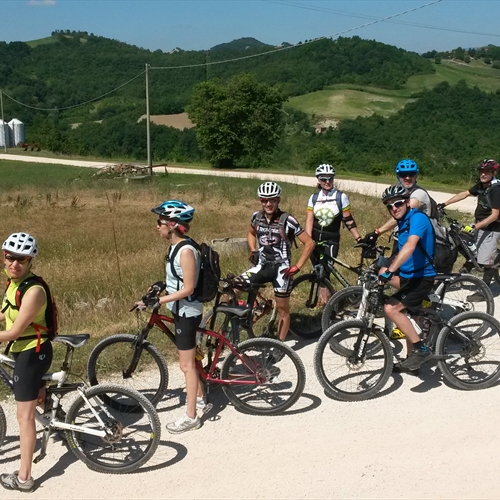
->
<box><xmin>467</xmin><ymin>292</ymin><xmax>485</xmax><ymax>302</ymax></box>
<box><xmin>399</xmin><ymin>348</ymin><xmax>432</xmax><ymax>371</ymax></box>
<box><xmin>1</xmin><ymin>471</ymin><xmax>35</xmax><ymax>493</ymax></box>
<box><xmin>166</xmin><ymin>414</ymin><xmax>201</xmax><ymax>435</ymax></box>
<box><xmin>393</xmin><ymin>362</ymin><xmax>419</xmax><ymax>375</ymax></box>
<box><xmin>266</xmin><ymin>347</ymin><xmax>285</xmax><ymax>364</ymax></box>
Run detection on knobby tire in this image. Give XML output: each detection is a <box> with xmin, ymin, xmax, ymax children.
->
<box><xmin>0</xmin><ymin>405</ymin><xmax>6</xmax><ymax>447</ymax></box>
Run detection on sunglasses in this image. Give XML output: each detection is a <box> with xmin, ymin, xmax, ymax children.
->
<box><xmin>385</xmin><ymin>200</ymin><xmax>406</xmax><ymax>210</ymax></box>
<box><xmin>318</xmin><ymin>177</ymin><xmax>334</xmax><ymax>183</ymax></box>
<box><xmin>157</xmin><ymin>219</ymin><xmax>170</xmax><ymax>226</ymax></box>
<box><xmin>399</xmin><ymin>173</ymin><xmax>416</xmax><ymax>179</ymax></box>
<box><xmin>4</xmin><ymin>254</ymin><xmax>31</xmax><ymax>264</ymax></box>
<box><xmin>260</xmin><ymin>198</ymin><xmax>278</xmax><ymax>204</ymax></box>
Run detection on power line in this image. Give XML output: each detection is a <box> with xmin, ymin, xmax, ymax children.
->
<box><xmin>2</xmin><ymin>69</ymin><xmax>146</xmax><ymax>111</ymax></box>
<box><xmin>266</xmin><ymin>0</ymin><xmax>500</xmax><ymax>40</ymax></box>
<box><xmin>150</xmin><ymin>0</ymin><xmax>441</xmax><ymax>69</ymax></box>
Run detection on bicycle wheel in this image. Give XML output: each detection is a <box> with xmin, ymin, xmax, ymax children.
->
<box><xmin>436</xmin><ymin>311</ymin><xmax>500</xmax><ymax>390</ymax></box>
<box><xmin>289</xmin><ymin>274</ymin><xmax>335</xmax><ymax>339</ymax></box>
<box><xmin>221</xmin><ymin>338</ymin><xmax>306</xmax><ymax>415</ymax></box>
<box><xmin>321</xmin><ymin>286</ymin><xmax>362</xmax><ymax>332</ymax></box>
<box><xmin>438</xmin><ymin>274</ymin><xmax>494</xmax><ymax>320</ymax></box>
<box><xmin>65</xmin><ymin>384</ymin><xmax>161</xmax><ymax>474</ymax></box>
<box><xmin>87</xmin><ymin>334</ymin><xmax>169</xmax><ymax>410</ymax></box>
<box><xmin>0</xmin><ymin>405</ymin><xmax>6</xmax><ymax>447</ymax></box>
<box><xmin>314</xmin><ymin>320</ymin><xmax>393</xmax><ymax>402</ymax></box>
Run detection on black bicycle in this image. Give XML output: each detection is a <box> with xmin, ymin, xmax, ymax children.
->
<box><xmin>314</xmin><ymin>260</ymin><xmax>500</xmax><ymax>402</ymax></box>
<box><xmin>439</xmin><ymin>207</ymin><xmax>500</xmax><ymax>284</ymax></box>
<box><xmin>288</xmin><ymin>242</ymin><xmax>373</xmax><ymax>339</ymax></box>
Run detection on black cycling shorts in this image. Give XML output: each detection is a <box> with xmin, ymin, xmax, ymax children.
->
<box><xmin>12</xmin><ymin>340</ymin><xmax>53</xmax><ymax>402</ymax></box>
<box><xmin>392</xmin><ymin>277</ymin><xmax>435</xmax><ymax>309</ymax></box>
<box><xmin>172</xmin><ymin>313</ymin><xmax>202</xmax><ymax>351</ymax></box>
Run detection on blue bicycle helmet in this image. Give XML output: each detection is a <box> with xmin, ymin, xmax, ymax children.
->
<box><xmin>395</xmin><ymin>159</ymin><xmax>419</xmax><ymax>175</ymax></box>
<box><xmin>151</xmin><ymin>200</ymin><xmax>195</xmax><ymax>222</ymax></box>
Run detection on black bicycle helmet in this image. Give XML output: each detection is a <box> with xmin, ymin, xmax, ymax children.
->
<box><xmin>381</xmin><ymin>185</ymin><xmax>409</xmax><ymax>204</ymax></box>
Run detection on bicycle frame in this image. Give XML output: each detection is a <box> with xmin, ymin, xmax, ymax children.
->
<box><xmin>133</xmin><ymin>309</ymin><xmax>269</xmax><ymax>387</ymax></box>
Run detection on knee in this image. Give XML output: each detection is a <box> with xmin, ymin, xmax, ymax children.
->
<box><xmin>179</xmin><ymin>358</ymin><xmax>195</xmax><ymax>375</ymax></box>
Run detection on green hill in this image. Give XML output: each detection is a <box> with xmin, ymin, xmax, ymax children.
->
<box><xmin>288</xmin><ymin>58</ymin><xmax>500</xmax><ymax>125</ymax></box>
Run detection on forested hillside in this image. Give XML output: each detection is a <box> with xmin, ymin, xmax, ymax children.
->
<box><xmin>0</xmin><ymin>30</ymin><xmax>432</xmax><ymax>127</ymax></box>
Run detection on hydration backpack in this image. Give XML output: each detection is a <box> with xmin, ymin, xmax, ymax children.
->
<box><xmin>167</xmin><ymin>239</ymin><xmax>221</xmax><ymax>303</ymax></box>
<box><xmin>2</xmin><ymin>274</ymin><xmax>58</xmax><ymax>353</ymax></box>
<box><xmin>311</xmin><ymin>190</ymin><xmax>344</xmax><ymax>214</ymax></box>
<box><xmin>254</xmin><ymin>210</ymin><xmax>298</xmax><ymax>249</ymax></box>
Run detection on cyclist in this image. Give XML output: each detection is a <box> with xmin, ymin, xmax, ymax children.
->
<box><xmin>438</xmin><ymin>159</ymin><xmax>500</xmax><ymax>297</ymax></box>
<box><xmin>305</xmin><ymin>164</ymin><xmax>362</xmax><ymax>302</ymax></box>
<box><xmin>359</xmin><ymin>159</ymin><xmax>432</xmax><ymax>247</ymax></box>
<box><xmin>146</xmin><ymin>200</ymin><xmax>205</xmax><ymax>434</ymax></box>
<box><xmin>236</xmin><ymin>182</ymin><xmax>314</xmax><ymax>341</ymax></box>
<box><xmin>377</xmin><ymin>185</ymin><xmax>436</xmax><ymax>372</ymax></box>
<box><xmin>0</xmin><ymin>233</ymin><xmax>53</xmax><ymax>493</ymax></box>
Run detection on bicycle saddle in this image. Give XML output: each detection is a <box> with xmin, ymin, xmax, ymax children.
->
<box><xmin>215</xmin><ymin>304</ymin><xmax>252</xmax><ymax>318</ymax></box>
<box><xmin>53</xmin><ymin>334</ymin><xmax>90</xmax><ymax>348</ymax></box>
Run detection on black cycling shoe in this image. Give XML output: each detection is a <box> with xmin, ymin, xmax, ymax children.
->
<box><xmin>393</xmin><ymin>362</ymin><xmax>420</xmax><ymax>375</ymax></box>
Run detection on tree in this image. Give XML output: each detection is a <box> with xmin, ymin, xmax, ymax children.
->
<box><xmin>188</xmin><ymin>74</ymin><xmax>287</xmax><ymax>168</ymax></box>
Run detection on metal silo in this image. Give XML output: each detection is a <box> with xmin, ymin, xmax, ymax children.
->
<box><xmin>8</xmin><ymin>118</ymin><xmax>24</xmax><ymax>147</ymax></box>
<box><xmin>0</xmin><ymin>119</ymin><xmax>11</xmax><ymax>147</ymax></box>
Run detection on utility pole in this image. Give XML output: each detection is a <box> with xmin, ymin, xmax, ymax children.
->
<box><xmin>145</xmin><ymin>63</ymin><xmax>152</xmax><ymax>176</ymax></box>
<box><xmin>0</xmin><ymin>91</ymin><xmax>7</xmax><ymax>153</ymax></box>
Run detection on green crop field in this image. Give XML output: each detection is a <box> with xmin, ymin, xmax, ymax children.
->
<box><xmin>288</xmin><ymin>59</ymin><xmax>500</xmax><ymax>123</ymax></box>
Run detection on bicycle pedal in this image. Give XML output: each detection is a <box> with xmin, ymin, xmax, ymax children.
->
<box><xmin>201</xmin><ymin>403</ymin><xmax>213</xmax><ymax>414</ymax></box>
<box><xmin>33</xmin><ymin>452</ymin><xmax>46</xmax><ymax>464</ymax></box>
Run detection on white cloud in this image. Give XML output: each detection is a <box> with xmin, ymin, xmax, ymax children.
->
<box><xmin>29</xmin><ymin>0</ymin><xmax>56</xmax><ymax>6</ymax></box>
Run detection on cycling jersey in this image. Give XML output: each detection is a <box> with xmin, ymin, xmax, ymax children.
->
<box><xmin>307</xmin><ymin>189</ymin><xmax>350</xmax><ymax>241</ymax></box>
<box><xmin>407</xmin><ymin>185</ymin><xmax>432</xmax><ymax>217</ymax></box>
<box><xmin>166</xmin><ymin>242</ymin><xmax>203</xmax><ymax>318</ymax></box>
<box><xmin>251</xmin><ymin>209</ymin><xmax>303</xmax><ymax>265</ymax></box>
<box><xmin>2</xmin><ymin>274</ymin><xmax>48</xmax><ymax>353</ymax></box>
<box><xmin>396</xmin><ymin>208</ymin><xmax>436</xmax><ymax>279</ymax></box>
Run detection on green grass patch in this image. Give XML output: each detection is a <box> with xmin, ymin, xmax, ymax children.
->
<box><xmin>26</xmin><ymin>36</ymin><xmax>58</xmax><ymax>48</ymax></box>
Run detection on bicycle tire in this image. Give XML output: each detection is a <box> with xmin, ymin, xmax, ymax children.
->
<box><xmin>493</xmin><ymin>252</ymin><xmax>500</xmax><ymax>286</ymax></box>
<box><xmin>221</xmin><ymin>338</ymin><xmax>306</xmax><ymax>415</ymax></box>
<box><xmin>87</xmin><ymin>334</ymin><xmax>169</xmax><ymax>410</ymax></box>
<box><xmin>200</xmin><ymin>309</ymin><xmax>245</xmax><ymax>344</ymax></box>
<box><xmin>436</xmin><ymin>311</ymin><xmax>500</xmax><ymax>390</ymax></box>
<box><xmin>438</xmin><ymin>274</ymin><xmax>494</xmax><ymax>319</ymax></box>
<box><xmin>314</xmin><ymin>319</ymin><xmax>393</xmax><ymax>402</ymax></box>
<box><xmin>65</xmin><ymin>384</ymin><xmax>161</xmax><ymax>474</ymax></box>
<box><xmin>289</xmin><ymin>274</ymin><xmax>335</xmax><ymax>339</ymax></box>
<box><xmin>0</xmin><ymin>405</ymin><xmax>6</xmax><ymax>447</ymax></box>
<box><xmin>321</xmin><ymin>286</ymin><xmax>363</xmax><ymax>332</ymax></box>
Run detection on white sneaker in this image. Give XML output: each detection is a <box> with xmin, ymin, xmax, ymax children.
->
<box><xmin>166</xmin><ymin>414</ymin><xmax>201</xmax><ymax>434</ymax></box>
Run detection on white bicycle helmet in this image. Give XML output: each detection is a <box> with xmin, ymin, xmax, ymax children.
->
<box><xmin>151</xmin><ymin>200</ymin><xmax>195</xmax><ymax>222</ymax></box>
<box><xmin>315</xmin><ymin>164</ymin><xmax>335</xmax><ymax>177</ymax></box>
<box><xmin>2</xmin><ymin>232</ymin><xmax>38</xmax><ymax>258</ymax></box>
<box><xmin>257</xmin><ymin>182</ymin><xmax>282</xmax><ymax>198</ymax></box>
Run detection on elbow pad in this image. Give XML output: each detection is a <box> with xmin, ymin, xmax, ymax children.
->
<box><xmin>343</xmin><ymin>214</ymin><xmax>357</xmax><ymax>230</ymax></box>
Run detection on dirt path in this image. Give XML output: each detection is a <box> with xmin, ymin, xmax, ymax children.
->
<box><xmin>0</xmin><ymin>154</ymin><xmax>477</xmax><ymax>214</ymax></box>
<box><xmin>1</xmin><ymin>154</ymin><xmax>495</xmax><ymax>499</ymax></box>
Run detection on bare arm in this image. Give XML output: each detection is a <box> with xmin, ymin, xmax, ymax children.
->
<box><xmin>305</xmin><ymin>210</ymin><xmax>314</xmax><ymax>238</ymax></box>
<box><xmin>247</xmin><ymin>225</ymin><xmax>257</xmax><ymax>252</ymax></box>
<box><xmin>387</xmin><ymin>235</ymin><xmax>420</xmax><ymax>274</ymax></box>
<box><xmin>476</xmin><ymin>208</ymin><xmax>500</xmax><ymax>230</ymax></box>
<box><xmin>376</xmin><ymin>217</ymin><xmax>397</xmax><ymax>235</ymax></box>
<box><xmin>342</xmin><ymin>209</ymin><xmax>361</xmax><ymax>241</ymax></box>
<box><xmin>442</xmin><ymin>190</ymin><xmax>470</xmax><ymax>207</ymax></box>
<box><xmin>294</xmin><ymin>231</ymin><xmax>315</xmax><ymax>270</ymax></box>
<box><xmin>0</xmin><ymin>287</ymin><xmax>45</xmax><ymax>342</ymax></box>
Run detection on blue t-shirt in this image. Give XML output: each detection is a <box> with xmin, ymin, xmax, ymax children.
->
<box><xmin>396</xmin><ymin>208</ymin><xmax>436</xmax><ymax>279</ymax></box>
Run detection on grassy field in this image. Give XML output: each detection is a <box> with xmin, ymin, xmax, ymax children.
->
<box><xmin>288</xmin><ymin>59</ymin><xmax>500</xmax><ymax>123</ymax></box>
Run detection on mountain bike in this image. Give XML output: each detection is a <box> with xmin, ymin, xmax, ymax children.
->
<box><xmin>0</xmin><ymin>335</ymin><xmax>161</xmax><ymax>474</ymax></box>
<box><xmin>87</xmin><ymin>286</ymin><xmax>306</xmax><ymax>415</ymax></box>
<box><xmin>314</xmin><ymin>263</ymin><xmax>500</xmax><ymax>402</ymax></box>
<box><xmin>200</xmin><ymin>273</ymin><xmax>278</xmax><ymax>344</ymax></box>
<box><xmin>288</xmin><ymin>242</ymin><xmax>371</xmax><ymax>339</ymax></box>
<box><xmin>439</xmin><ymin>207</ymin><xmax>500</xmax><ymax>284</ymax></box>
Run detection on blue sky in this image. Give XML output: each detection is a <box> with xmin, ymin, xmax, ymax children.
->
<box><xmin>3</xmin><ymin>0</ymin><xmax>500</xmax><ymax>54</ymax></box>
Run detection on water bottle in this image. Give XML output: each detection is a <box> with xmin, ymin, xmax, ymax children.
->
<box><xmin>408</xmin><ymin>316</ymin><xmax>422</xmax><ymax>336</ymax></box>
<box><xmin>466</xmin><ymin>239</ymin><xmax>477</xmax><ymax>254</ymax></box>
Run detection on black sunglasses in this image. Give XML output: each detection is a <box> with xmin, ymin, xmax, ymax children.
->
<box><xmin>318</xmin><ymin>177</ymin><xmax>334</xmax><ymax>183</ymax></box>
<box><xmin>385</xmin><ymin>200</ymin><xmax>406</xmax><ymax>210</ymax></box>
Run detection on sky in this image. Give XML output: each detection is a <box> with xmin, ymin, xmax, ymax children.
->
<box><xmin>2</xmin><ymin>0</ymin><xmax>500</xmax><ymax>55</ymax></box>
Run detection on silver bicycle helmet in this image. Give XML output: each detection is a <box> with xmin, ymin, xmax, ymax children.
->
<box><xmin>257</xmin><ymin>182</ymin><xmax>282</xmax><ymax>198</ymax></box>
<box><xmin>381</xmin><ymin>185</ymin><xmax>409</xmax><ymax>204</ymax></box>
<box><xmin>151</xmin><ymin>200</ymin><xmax>195</xmax><ymax>222</ymax></box>
<box><xmin>2</xmin><ymin>232</ymin><xmax>38</xmax><ymax>258</ymax></box>
<box><xmin>315</xmin><ymin>164</ymin><xmax>335</xmax><ymax>177</ymax></box>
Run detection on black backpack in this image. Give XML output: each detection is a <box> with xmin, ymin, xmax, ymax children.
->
<box><xmin>254</xmin><ymin>210</ymin><xmax>298</xmax><ymax>248</ymax></box>
<box><xmin>2</xmin><ymin>274</ymin><xmax>58</xmax><ymax>353</ymax></box>
<box><xmin>167</xmin><ymin>239</ymin><xmax>221</xmax><ymax>303</ymax></box>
